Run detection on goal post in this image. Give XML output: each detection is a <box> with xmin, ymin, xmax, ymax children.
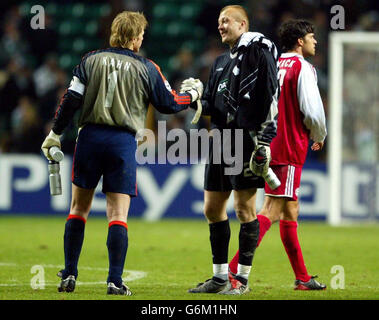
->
<box><xmin>328</xmin><ymin>32</ymin><xmax>379</xmax><ymax>226</ymax></box>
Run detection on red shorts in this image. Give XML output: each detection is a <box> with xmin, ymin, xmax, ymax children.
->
<box><xmin>264</xmin><ymin>165</ymin><xmax>302</xmax><ymax>201</ymax></box>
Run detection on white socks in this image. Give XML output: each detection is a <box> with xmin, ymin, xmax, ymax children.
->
<box><xmin>237</xmin><ymin>264</ymin><xmax>251</xmax><ymax>280</ymax></box>
<box><xmin>213</xmin><ymin>263</ymin><xmax>229</xmax><ymax>281</ymax></box>
<box><xmin>213</xmin><ymin>263</ymin><xmax>251</xmax><ymax>282</ymax></box>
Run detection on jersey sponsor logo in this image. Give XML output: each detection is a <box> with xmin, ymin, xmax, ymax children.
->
<box><xmin>217</xmin><ymin>79</ymin><xmax>228</xmax><ymax>93</ymax></box>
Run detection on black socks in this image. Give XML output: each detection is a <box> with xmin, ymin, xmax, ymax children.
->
<box><xmin>209</xmin><ymin>219</ymin><xmax>231</xmax><ymax>264</ymax></box>
<box><xmin>238</xmin><ymin>219</ymin><xmax>260</xmax><ymax>266</ymax></box>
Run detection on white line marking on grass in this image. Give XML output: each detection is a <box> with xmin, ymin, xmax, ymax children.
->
<box><xmin>0</xmin><ymin>263</ymin><xmax>17</xmax><ymax>267</ymax></box>
<box><xmin>0</xmin><ymin>262</ymin><xmax>147</xmax><ymax>287</ymax></box>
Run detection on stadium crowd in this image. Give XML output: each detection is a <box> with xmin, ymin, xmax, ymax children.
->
<box><xmin>0</xmin><ymin>0</ymin><xmax>378</xmax><ymax>160</ymax></box>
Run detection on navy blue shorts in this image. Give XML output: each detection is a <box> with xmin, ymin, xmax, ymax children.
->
<box><xmin>72</xmin><ymin>124</ymin><xmax>137</xmax><ymax>196</ymax></box>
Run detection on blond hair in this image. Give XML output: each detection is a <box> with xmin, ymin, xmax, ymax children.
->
<box><xmin>220</xmin><ymin>5</ymin><xmax>249</xmax><ymax>31</ymax></box>
<box><xmin>109</xmin><ymin>11</ymin><xmax>148</xmax><ymax>48</ymax></box>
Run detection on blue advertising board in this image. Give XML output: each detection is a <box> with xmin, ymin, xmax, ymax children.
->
<box><xmin>0</xmin><ymin>154</ymin><xmax>377</xmax><ymax>220</ymax></box>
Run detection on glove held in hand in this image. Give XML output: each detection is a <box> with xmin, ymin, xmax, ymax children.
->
<box><xmin>180</xmin><ymin>78</ymin><xmax>203</xmax><ymax>103</ymax></box>
<box><xmin>249</xmin><ymin>145</ymin><xmax>271</xmax><ymax>177</ymax></box>
<box><xmin>41</xmin><ymin>130</ymin><xmax>62</xmax><ymax>160</ymax></box>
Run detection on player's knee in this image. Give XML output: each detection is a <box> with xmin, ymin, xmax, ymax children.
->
<box><xmin>204</xmin><ymin>204</ymin><xmax>225</xmax><ymax>223</ymax></box>
<box><xmin>70</xmin><ymin>200</ymin><xmax>91</xmax><ymax>217</ymax></box>
<box><xmin>203</xmin><ymin>207</ymin><xmax>219</xmax><ymax>222</ymax></box>
<box><xmin>234</xmin><ymin>203</ymin><xmax>255</xmax><ymax>223</ymax></box>
<box><xmin>282</xmin><ymin>201</ymin><xmax>299</xmax><ymax>221</ymax></box>
<box><xmin>107</xmin><ymin>208</ymin><xmax>127</xmax><ymax>222</ymax></box>
<box><xmin>282</xmin><ymin>209</ymin><xmax>298</xmax><ymax>221</ymax></box>
<box><xmin>263</xmin><ymin>210</ymin><xmax>280</xmax><ymax>224</ymax></box>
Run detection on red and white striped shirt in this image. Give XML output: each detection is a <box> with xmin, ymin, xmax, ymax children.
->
<box><xmin>270</xmin><ymin>53</ymin><xmax>327</xmax><ymax>167</ymax></box>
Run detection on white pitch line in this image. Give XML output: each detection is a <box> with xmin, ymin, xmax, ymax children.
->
<box><xmin>0</xmin><ymin>262</ymin><xmax>147</xmax><ymax>287</ymax></box>
<box><xmin>0</xmin><ymin>263</ymin><xmax>17</xmax><ymax>267</ymax></box>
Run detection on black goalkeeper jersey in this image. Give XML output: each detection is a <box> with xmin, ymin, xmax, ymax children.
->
<box><xmin>201</xmin><ymin>52</ymin><xmax>235</xmax><ymax>129</ymax></box>
<box><xmin>199</xmin><ymin>32</ymin><xmax>279</xmax><ymax>145</ymax></box>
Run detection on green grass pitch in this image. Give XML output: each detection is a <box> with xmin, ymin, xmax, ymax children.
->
<box><xmin>0</xmin><ymin>215</ymin><xmax>378</xmax><ymax>300</ymax></box>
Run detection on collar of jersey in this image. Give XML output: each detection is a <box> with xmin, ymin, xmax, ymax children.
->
<box><xmin>238</xmin><ymin>32</ymin><xmax>264</xmax><ymax>48</ymax></box>
<box><xmin>280</xmin><ymin>52</ymin><xmax>304</xmax><ymax>59</ymax></box>
<box><xmin>230</xmin><ymin>31</ymin><xmax>267</xmax><ymax>58</ymax></box>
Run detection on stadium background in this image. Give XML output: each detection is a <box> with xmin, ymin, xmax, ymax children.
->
<box><xmin>0</xmin><ymin>0</ymin><xmax>379</xmax><ymax>303</ymax></box>
<box><xmin>0</xmin><ymin>0</ymin><xmax>378</xmax><ymax>221</ymax></box>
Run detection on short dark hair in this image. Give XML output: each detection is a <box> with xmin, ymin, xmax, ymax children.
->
<box><xmin>278</xmin><ymin>19</ymin><xmax>315</xmax><ymax>52</ymax></box>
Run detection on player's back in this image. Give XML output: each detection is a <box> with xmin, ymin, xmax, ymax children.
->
<box><xmin>271</xmin><ymin>53</ymin><xmax>312</xmax><ymax>166</ymax></box>
<box><xmin>74</xmin><ymin>48</ymin><xmax>151</xmax><ymax>133</ymax></box>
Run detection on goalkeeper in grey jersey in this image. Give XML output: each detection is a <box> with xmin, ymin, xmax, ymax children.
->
<box><xmin>41</xmin><ymin>11</ymin><xmax>203</xmax><ymax>296</ymax></box>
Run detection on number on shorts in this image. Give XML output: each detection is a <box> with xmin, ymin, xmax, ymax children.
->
<box><xmin>243</xmin><ymin>162</ymin><xmax>253</xmax><ymax>177</ymax></box>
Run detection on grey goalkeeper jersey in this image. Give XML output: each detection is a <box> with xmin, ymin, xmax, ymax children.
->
<box><xmin>60</xmin><ymin>47</ymin><xmax>190</xmax><ymax>134</ymax></box>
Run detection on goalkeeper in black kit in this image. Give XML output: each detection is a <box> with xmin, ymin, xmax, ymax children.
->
<box><xmin>182</xmin><ymin>5</ymin><xmax>279</xmax><ymax>295</ymax></box>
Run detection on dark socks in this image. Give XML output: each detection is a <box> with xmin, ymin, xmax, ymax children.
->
<box><xmin>63</xmin><ymin>215</ymin><xmax>86</xmax><ymax>278</ymax></box>
<box><xmin>209</xmin><ymin>220</ymin><xmax>230</xmax><ymax>264</ymax></box>
<box><xmin>106</xmin><ymin>222</ymin><xmax>128</xmax><ymax>288</ymax></box>
<box><xmin>238</xmin><ymin>219</ymin><xmax>260</xmax><ymax>266</ymax></box>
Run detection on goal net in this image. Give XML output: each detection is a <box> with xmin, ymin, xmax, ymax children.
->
<box><xmin>328</xmin><ymin>32</ymin><xmax>379</xmax><ymax>225</ymax></box>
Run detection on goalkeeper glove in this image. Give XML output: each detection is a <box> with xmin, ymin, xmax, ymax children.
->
<box><xmin>249</xmin><ymin>143</ymin><xmax>271</xmax><ymax>177</ymax></box>
<box><xmin>180</xmin><ymin>78</ymin><xmax>203</xmax><ymax>102</ymax></box>
<box><xmin>41</xmin><ymin>130</ymin><xmax>62</xmax><ymax>160</ymax></box>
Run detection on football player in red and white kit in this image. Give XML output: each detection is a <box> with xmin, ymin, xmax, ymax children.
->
<box><xmin>228</xmin><ymin>19</ymin><xmax>327</xmax><ymax>290</ymax></box>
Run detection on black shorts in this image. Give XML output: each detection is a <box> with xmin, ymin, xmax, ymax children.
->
<box><xmin>204</xmin><ymin>129</ymin><xmax>265</xmax><ymax>191</ymax></box>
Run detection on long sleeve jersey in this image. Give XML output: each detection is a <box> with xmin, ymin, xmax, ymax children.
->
<box><xmin>52</xmin><ymin>47</ymin><xmax>191</xmax><ymax>135</ymax></box>
<box><xmin>200</xmin><ymin>32</ymin><xmax>279</xmax><ymax>145</ymax></box>
<box><xmin>270</xmin><ymin>52</ymin><xmax>327</xmax><ymax>166</ymax></box>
